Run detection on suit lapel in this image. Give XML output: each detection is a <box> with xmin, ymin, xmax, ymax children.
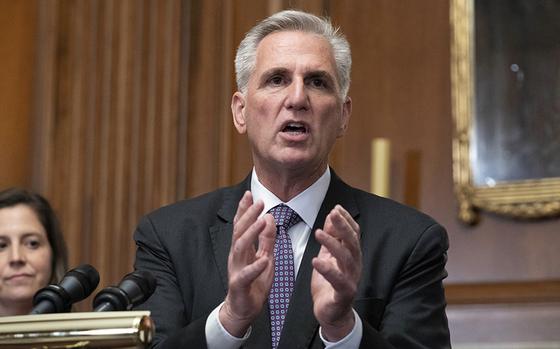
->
<box><xmin>278</xmin><ymin>170</ymin><xmax>359</xmax><ymax>349</ymax></box>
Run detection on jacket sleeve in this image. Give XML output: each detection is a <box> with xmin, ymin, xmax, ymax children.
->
<box><xmin>360</xmin><ymin>223</ymin><xmax>451</xmax><ymax>349</ymax></box>
<box><xmin>133</xmin><ymin>215</ymin><xmax>209</xmax><ymax>349</ymax></box>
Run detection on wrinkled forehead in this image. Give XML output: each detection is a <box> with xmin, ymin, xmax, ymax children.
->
<box><xmin>252</xmin><ymin>31</ymin><xmax>339</xmax><ymax>79</ymax></box>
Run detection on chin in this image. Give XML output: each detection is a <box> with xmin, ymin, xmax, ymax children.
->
<box><xmin>276</xmin><ymin>150</ymin><xmax>314</xmax><ymax>164</ymax></box>
<box><xmin>3</xmin><ymin>287</ymin><xmax>37</xmax><ymax>302</ymax></box>
<box><xmin>277</xmin><ymin>157</ymin><xmax>313</xmax><ymax>170</ymax></box>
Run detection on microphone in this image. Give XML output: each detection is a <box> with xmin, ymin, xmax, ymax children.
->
<box><xmin>93</xmin><ymin>270</ymin><xmax>156</xmax><ymax>312</ymax></box>
<box><xmin>31</xmin><ymin>264</ymin><xmax>100</xmax><ymax>314</ymax></box>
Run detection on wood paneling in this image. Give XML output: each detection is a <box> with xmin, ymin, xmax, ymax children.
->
<box><xmin>328</xmin><ymin>0</ymin><xmax>452</xmax><ymax>201</ymax></box>
<box><xmin>448</xmin><ymin>303</ymin><xmax>560</xmax><ymax>345</ymax></box>
<box><xmin>183</xmin><ymin>0</ymin><xmax>235</xmax><ymax>196</ymax></box>
<box><xmin>0</xmin><ymin>0</ymin><xmax>36</xmax><ymax>189</ymax></box>
<box><xmin>446</xmin><ymin>280</ymin><xmax>560</xmax><ymax>304</ymax></box>
<box><xmin>32</xmin><ymin>0</ymin><xmax>183</xmax><ymax>298</ymax></box>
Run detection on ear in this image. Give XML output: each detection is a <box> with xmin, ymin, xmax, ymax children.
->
<box><xmin>231</xmin><ymin>92</ymin><xmax>247</xmax><ymax>134</ymax></box>
<box><xmin>337</xmin><ymin>96</ymin><xmax>352</xmax><ymax>138</ymax></box>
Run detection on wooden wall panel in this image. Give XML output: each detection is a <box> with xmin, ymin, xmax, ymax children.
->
<box><xmin>448</xmin><ymin>303</ymin><xmax>560</xmax><ymax>346</ymax></box>
<box><xmin>0</xmin><ymin>0</ymin><xmax>36</xmax><ymax>189</ymax></box>
<box><xmin>183</xmin><ymin>0</ymin><xmax>235</xmax><ymax>197</ymax></box>
<box><xmin>328</xmin><ymin>0</ymin><xmax>451</xmax><ymax>201</ymax></box>
<box><xmin>32</xmin><ymin>0</ymin><xmax>184</xmax><ymax>299</ymax></box>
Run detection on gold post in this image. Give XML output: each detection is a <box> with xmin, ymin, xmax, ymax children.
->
<box><xmin>371</xmin><ymin>138</ymin><xmax>391</xmax><ymax>198</ymax></box>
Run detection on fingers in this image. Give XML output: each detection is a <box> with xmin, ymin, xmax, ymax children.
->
<box><xmin>315</xmin><ymin>229</ymin><xmax>352</xmax><ymax>269</ymax></box>
<box><xmin>312</xmin><ymin>240</ymin><xmax>359</xmax><ymax>299</ymax></box>
<box><xmin>314</xmin><ymin>227</ymin><xmax>359</xmax><ymax>276</ymax></box>
<box><xmin>312</xmin><ymin>252</ymin><xmax>353</xmax><ymax>296</ymax></box>
<box><xmin>231</xmin><ymin>191</ymin><xmax>267</xmax><ymax>257</ymax></box>
<box><xmin>233</xmin><ymin>191</ymin><xmax>265</xmax><ymax>240</ymax></box>
<box><xmin>222</xmin><ymin>193</ymin><xmax>277</xmax><ymax>335</ymax></box>
<box><xmin>230</xmin><ymin>254</ymin><xmax>271</xmax><ymax>289</ymax></box>
<box><xmin>229</xmin><ymin>191</ymin><xmax>274</xmax><ymax>280</ymax></box>
<box><xmin>323</xmin><ymin>205</ymin><xmax>361</xmax><ymax>257</ymax></box>
<box><xmin>256</xmin><ymin>214</ymin><xmax>276</xmax><ymax>258</ymax></box>
<box><xmin>335</xmin><ymin>205</ymin><xmax>360</xmax><ymax>234</ymax></box>
<box><xmin>232</xmin><ymin>215</ymin><xmax>265</xmax><ymax>258</ymax></box>
<box><xmin>312</xmin><ymin>205</ymin><xmax>362</xmax><ymax>292</ymax></box>
<box><xmin>233</xmin><ymin>191</ymin><xmax>253</xmax><ymax>225</ymax></box>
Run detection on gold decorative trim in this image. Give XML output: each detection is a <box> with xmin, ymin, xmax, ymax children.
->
<box><xmin>0</xmin><ymin>311</ymin><xmax>154</xmax><ymax>348</ymax></box>
<box><xmin>450</xmin><ymin>0</ymin><xmax>560</xmax><ymax>224</ymax></box>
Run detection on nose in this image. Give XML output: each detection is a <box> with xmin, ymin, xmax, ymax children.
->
<box><xmin>9</xmin><ymin>245</ymin><xmax>26</xmax><ymax>267</ymax></box>
<box><xmin>284</xmin><ymin>78</ymin><xmax>310</xmax><ymax>111</ymax></box>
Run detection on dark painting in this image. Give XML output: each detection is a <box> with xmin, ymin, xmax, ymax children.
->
<box><xmin>473</xmin><ymin>0</ymin><xmax>560</xmax><ymax>186</ymax></box>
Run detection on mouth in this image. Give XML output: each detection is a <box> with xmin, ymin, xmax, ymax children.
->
<box><xmin>6</xmin><ymin>274</ymin><xmax>33</xmax><ymax>281</ymax></box>
<box><xmin>281</xmin><ymin>121</ymin><xmax>308</xmax><ymax>135</ymax></box>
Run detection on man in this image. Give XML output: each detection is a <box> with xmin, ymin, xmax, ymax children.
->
<box><xmin>134</xmin><ymin>10</ymin><xmax>450</xmax><ymax>349</ymax></box>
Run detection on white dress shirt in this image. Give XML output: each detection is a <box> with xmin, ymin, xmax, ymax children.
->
<box><xmin>205</xmin><ymin>167</ymin><xmax>362</xmax><ymax>348</ymax></box>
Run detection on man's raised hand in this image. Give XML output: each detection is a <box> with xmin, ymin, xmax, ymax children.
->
<box><xmin>220</xmin><ymin>191</ymin><xmax>276</xmax><ymax>337</ymax></box>
<box><xmin>311</xmin><ymin>204</ymin><xmax>362</xmax><ymax>342</ymax></box>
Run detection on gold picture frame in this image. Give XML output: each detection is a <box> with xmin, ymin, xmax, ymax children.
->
<box><xmin>450</xmin><ymin>0</ymin><xmax>560</xmax><ymax>224</ymax></box>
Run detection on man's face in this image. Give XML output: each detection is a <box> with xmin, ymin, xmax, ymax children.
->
<box><xmin>232</xmin><ymin>31</ymin><xmax>351</xmax><ymax>175</ymax></box>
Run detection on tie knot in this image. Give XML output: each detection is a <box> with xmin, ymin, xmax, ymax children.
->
<box><xmin>268</xmin><ymin>204</ymin><xmax>301</xmax><ymax>230</ymax></box>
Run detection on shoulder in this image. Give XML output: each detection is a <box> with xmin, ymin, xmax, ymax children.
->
<box><xmin>353</xmin><ymin>186</ymin><xmax>438</xmax><ymax>228</ymax></box>
<box><xmin>139</xmin><ymin>180</ymin><xmax>247</xmax><ymax>232</ymax></box>
<box><xmin>342</xmin><ymin>183</ymin><xmax>448</xmax><ymax>251</ymax></box>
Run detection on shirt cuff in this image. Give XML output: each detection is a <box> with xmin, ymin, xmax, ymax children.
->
<box><xmin>205</xmin><ymin>302</ymin><xmax>252</xmax><ymax>349</ymax></box>
<box><xmin>319</xmin><ymin>308</ymin><xmax>363</xmax><ymax>349</ymax></box>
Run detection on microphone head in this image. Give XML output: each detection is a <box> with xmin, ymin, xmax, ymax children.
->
<box><xmin>32</xmin><ymin>264</ymin><xmax>100</xmax><ymax>314</ymax></box>
<box><xmin>92</xmin><ymin>270</ymin><xmax>156</xmax><ymax>311</ymax></box>
<box><xmin>120</xmin><ymin>270</ymin><xmax>156</xmax><ymax>305</ymax></box>
<box><xmin>59</xmin><ymin>264</ymin><xmax>100</xmax><ymax>302</ymax></box>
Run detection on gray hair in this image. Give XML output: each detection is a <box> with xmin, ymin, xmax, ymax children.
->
<box><xmin>235</xmin><ymin>10</ymin><xmax>352</xmax><ymax>98</ymax></box>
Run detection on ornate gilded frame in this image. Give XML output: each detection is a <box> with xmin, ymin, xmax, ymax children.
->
<box><xmin>450</xmin><ymin>0</ymin><xmax>560</xmax><ymax>224</ymax></box>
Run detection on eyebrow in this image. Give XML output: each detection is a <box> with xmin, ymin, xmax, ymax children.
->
<box><xmin>259</xmin><ymin>67</ymin><xmax>289</xmax><ymax>79</ymax></box>
<box><xmin>305</xmin><ymin>70</ymin><xmax>335</xmax><ymax>82</ymax></box>
<box><xmin>259</xmin><ymin>68</ymin><xmax>336</xmax><ymax>84</ymax></box>
<box><xmin>0</xmin><ymin>232</ymin><xmax>45</xmax><ymax>240</ymax></box>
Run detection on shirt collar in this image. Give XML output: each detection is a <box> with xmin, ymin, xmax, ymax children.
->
<box><xmin>251</xmin><ymin>167</ymin><xmax>331</xmax><ymax>229</ymax></box>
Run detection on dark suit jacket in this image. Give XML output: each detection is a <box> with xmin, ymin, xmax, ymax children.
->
<box><xmin>134</xmin><ymin>171</ymin><xmax>451</xmax><ymax>348</ymax></box>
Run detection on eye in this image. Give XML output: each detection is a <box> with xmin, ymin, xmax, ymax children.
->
<box><xmin>311</xmin><ymin>78</ymin><xmax>326</xmax><ymax>88</ymax></box>
<box><xmin>24</xmin><ymin>238</ymin><xmax>42</xmax><ymax>250</ymax></box>
<box><xmin>0</xmin><ymin>240</ymin><xmax>7</xmax><ymax>251</ymax></box>
<box><xmin>267</xmin><ymin>75</ymin><xmax>285</xmax><ymax>86</ymax></box>
<box><xmin>307</xmin><ymin>76</ymin><xmax>331</xmax><ymax>90</ymax></box>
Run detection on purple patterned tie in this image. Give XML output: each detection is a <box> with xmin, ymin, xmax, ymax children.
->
<box><xmin>268</xmin><ymin>204</ymin><xmax>302</xmax><ymax>349</ymax></box>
